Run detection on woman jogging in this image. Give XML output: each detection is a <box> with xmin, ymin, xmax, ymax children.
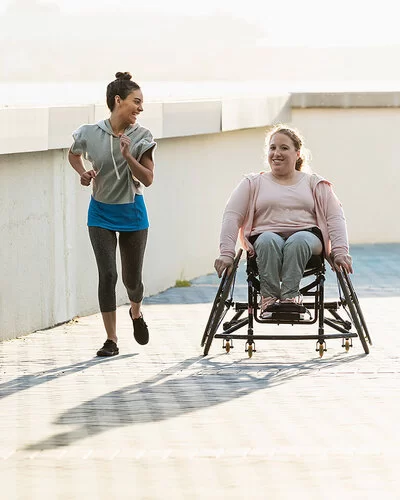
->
<box><xmin>68</xmin><ymin>71</ymin><xmax>156</xmax><ymax>356</ymax></box>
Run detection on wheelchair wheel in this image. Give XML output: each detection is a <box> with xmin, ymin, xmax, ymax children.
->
<box><xmin>337</xmin><ymin>270</ymin><xmax>370</xmax><ymax>354</ymax></box>
<box><xmin>202</xmin><ymin>249</ymin><xmax>242</xmax><ymax>355</ymax></box>
<box><xmin>343</xmin><ymin>270</ymin><xmax>372</xmax><ymax>346</ymax></box>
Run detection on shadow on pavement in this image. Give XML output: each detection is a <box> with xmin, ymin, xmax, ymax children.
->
<box><xmin>25</xmin><ymin>352</ymin><xmax>366</xmax><ymax>451</ymax></box>
<box><xmin>0</xmin><ymin>354</ymin><xmax>137</xmax><ymax>400</ymax></box>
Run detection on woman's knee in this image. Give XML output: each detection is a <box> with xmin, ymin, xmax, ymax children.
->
<box><xmin>126</xmin><ymin>281</ymin><xmax>144</xmax><ymax>303</ymax></box>
<box><xmin>99</xmin><ymin>269</ymin><xmax>118</xmax><ymax>288</ymax></box>
<box><xmin>254</xmin><ymin>231</ymin><xmax>284</xmax><ymax>253</ymax></box>
<box><xmin>284</xmin><ymin>232</ymin><xmax>322</xmax><ymax>256</ymax></box>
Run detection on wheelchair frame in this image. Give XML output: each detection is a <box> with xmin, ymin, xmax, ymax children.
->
<box><xmin>201</xmin><ymin>249</ymin><xmax>372</xmax><ymax>357</ymax></box>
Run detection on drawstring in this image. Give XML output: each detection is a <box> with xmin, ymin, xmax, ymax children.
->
<box><xmin>110</xmin><ymin>135</ymin><xmax>121</xmax><ymax>180</ymax></box>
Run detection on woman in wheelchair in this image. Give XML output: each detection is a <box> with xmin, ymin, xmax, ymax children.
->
<box><xmin>214</xmin><ymin>125</ymin><xmax>353</xmax><ymax>320</ymax></box>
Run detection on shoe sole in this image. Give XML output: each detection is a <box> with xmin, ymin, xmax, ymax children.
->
<box><xmin>97</xmin><ymin>350</ymin><xmax>119</xmax><ymax>357</ymax></box>
<box><xmin>133</xmin><ymin>331</ymin><xmax>149</xmax><ymax>345</ymax></box>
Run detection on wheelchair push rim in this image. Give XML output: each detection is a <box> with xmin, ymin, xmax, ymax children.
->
<box><xmin>342</xmin><ymin>270</ymin><xmax>372</xmax><ymax>346</ymax></box>
<box><xmin>202</xmin><ymin>249</ymin><xmax>242</xmax><ymax>355</ymax></box>
<box><xmin>336</xmin><ymin>269</ymin><xmax>371</xmax><ymax>354</ymax></box>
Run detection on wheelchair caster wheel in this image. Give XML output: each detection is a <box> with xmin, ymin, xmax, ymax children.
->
<box><xmin>342</xmin><ymin>339</ymin><xmax>353</xmax><ymax>352</ymax></box>
<box><xmin>223</xmin><ymin>339</ymin><xmax>233</xmax><ymax>353</ymax></box>
<box><xmin>245</xmin><ymin>343</ymin><xmax>255</xmax><ymax>358</ymax></box>
<box><xmin>316</xmin><ymin>341</ymin><xmax>326</xmax><ymax>358</ymax></box>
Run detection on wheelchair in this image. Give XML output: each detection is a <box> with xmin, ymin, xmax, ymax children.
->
<box><xmin>201</xmin><ymin>248</ymin><xmax>372</xmax><ymax>358</ymax></box>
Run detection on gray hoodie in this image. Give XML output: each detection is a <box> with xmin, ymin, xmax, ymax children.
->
<box><xmin>71</xmin><ymin>119</ymin><xmax>156</xmax><ymax>204</ymax></box>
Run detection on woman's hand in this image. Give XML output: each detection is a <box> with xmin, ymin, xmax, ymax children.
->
<box><xmin>333</xmin><ymin>254</ymin><xmax>353</xmax><ymax>274</ymax></box>
<box><xmin>80</xmin><ymin>169</ymin><xmax>96</xmax><ymax>186</ymax></box>
<box><xmin>119</xmin><ymin>134</ymin><xmax>132</xmax><ymax>159</ymax></box>
<box><xmin>214</xmin><ymin>255</ymin><xmax>234</xmax><ymax>278</ymax></box>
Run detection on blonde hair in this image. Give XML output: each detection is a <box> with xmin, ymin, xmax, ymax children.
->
<box><xmin>265</xmin><ymin>124</ymin><xmax>311</xmax><ymax>171</ymax></box>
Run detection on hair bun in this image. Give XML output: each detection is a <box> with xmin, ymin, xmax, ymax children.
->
<box><xmin>115</xmin><ymin>71</ymin><xmax>132</xmax><ymax>81</ymax></box>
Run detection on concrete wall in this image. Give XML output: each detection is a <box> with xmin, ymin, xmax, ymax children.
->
<box><xmin>0</xmin><ymin>149</ymin><xmax>90</xmax><ymax>339</ymax></box>
<box><xmin>292</xmin><ymin>108</ymin><xmax>400</xmax><ymax>243</ymax></box>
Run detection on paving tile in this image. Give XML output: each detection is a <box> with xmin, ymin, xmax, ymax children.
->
<box><xmin>1</xmin><ymin>244</ymin><xmax>400</xmax><ymax>499</ymax></box>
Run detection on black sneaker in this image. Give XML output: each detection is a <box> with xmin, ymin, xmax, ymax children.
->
<box><xmin>97</xmin><ymin>339</ymin><xmax>119</xmax><ymax>357</ymax></box>
<box><xmin>129</xmin><ymin>309</ymin><xmax>149</xmax><ymax>345</ymax></box>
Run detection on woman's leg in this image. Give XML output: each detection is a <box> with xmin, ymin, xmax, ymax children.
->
<box><xmin>254</xmin><ymin>231</ymin><xmax>285</xmax><ymax>299</ymax></box>
<box><xmin>280</xmin><ymin>231</ymin><xmax>323</xmax><ymax>300</ymax></box>
<box><xmin>119</xmin><ymin>229</ymin><xmax>148</xmax><ymax>317</ymax></box>
<box><xmin>119</xmin><ymin>229</ymin><xmax>149</xmax><ymax>345</ymax></box>
<box><xmin>88</xmin><ymin>226</ymin><xmax>118</xmax><ymax>342</ymax></box>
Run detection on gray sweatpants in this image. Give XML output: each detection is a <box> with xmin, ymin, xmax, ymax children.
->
<box><xmin>88</xmin><ymin>226</ymin><xmax>148</xmax><ymax>312</ymax></box>
<box><xmin>253</xmin><ymin>230</ymin><xmax>323</xmax><ymax>300</ymax></box>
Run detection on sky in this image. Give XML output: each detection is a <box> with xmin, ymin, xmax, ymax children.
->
<box><xmin>1</xmin><ymin>0</ymin><xmax>399</xmax><ymax>48</ymax></box>
<box><xmin>2</xmin><ymin>0</ymin><xmax>400</xmax><ymax>88</ymax></box>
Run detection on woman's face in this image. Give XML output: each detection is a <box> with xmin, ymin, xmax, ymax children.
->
<box><xmin>268</xmin><ymin>132</ymin><xmax>300</xmax><ymax>176</ymax></box>
<box><xmin>115</xmin><ymin>89</ymin><xmax>144</xmax><ymax>125</ymax></box>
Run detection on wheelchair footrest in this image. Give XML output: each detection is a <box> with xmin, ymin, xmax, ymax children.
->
<box><xmin>266</xmin><ymin>303</ymin><xmax>307</xmax><ymax>314</ymax></box>
<box><xmin>263</xmin><ymin>303</ymin><xmax>311</xmax><ymax>322</ymax></box>
<box><xmin>270</xmin><ymin>311</ymin><xmax>305</xmax><ymax>321</ymax></box>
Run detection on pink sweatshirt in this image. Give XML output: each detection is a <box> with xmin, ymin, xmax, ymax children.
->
<box><xmin>220</xmin><ymin>172</ymin><xmax>349</xmax><ymax>263</ymax></box>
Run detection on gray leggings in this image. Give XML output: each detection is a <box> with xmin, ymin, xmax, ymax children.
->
<box><xmin>88</xmin><ymin>226</ymin><xmax>148</xmax><ymax>313</ymax></box>
<box><xmin>254</xmin><ymin>230</ymin><xmax>323</xmax><ymax>300</ymax></box>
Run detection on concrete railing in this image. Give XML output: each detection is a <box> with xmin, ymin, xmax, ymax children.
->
<box><xmin>1</xmin><ymin>91</ymin><xmax>399</xmax><ymax>340</ymax></box>
<box><xmin>0</xmin><ymin>95</ymin><xmax>292</xmax><ymax>154</ymax></box>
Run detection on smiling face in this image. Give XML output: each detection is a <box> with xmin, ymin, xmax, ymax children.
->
<box><xmin>114</xmin><ymin>89</ymin><xmax>144</xmax><ymax>125</ymax></box>
<box><xmin>268</xmin><ymin>132</ymin><xmax>300</xmax><ymax>177</ymax></box>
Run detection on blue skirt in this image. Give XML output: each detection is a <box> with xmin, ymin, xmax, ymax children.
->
<box><xmin>87</xmin><ymin>195</ymin><xmax>149</xmax><ymax>232</ymax></box>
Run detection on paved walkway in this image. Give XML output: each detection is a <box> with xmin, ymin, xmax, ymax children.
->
<box><xmin>1</xmin><ymin>244</ymin><xmax>400</xmax><ymax>499</ymax></box>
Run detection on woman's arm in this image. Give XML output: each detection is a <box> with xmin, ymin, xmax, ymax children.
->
<box><xmin>68</xmin><ymin>150</ymin><xmax>96</xmax><ymax>186</ymax></box>
<box><xmin>220</xmin><ymin>179</ymin><xmax>251</xmax><ymax>256</ymax></box>
<box><xmin>324</xmin><ymin>185</ymin><xmax>353</xmax><ymax>273</ymax></box>
<box><xmin>119</xmin><ymin>135</ymin><xmax>155</xmax><ymax>187</ymax></box>
<box><xmin>214</xmin><ymin>178</ymin><xmax>251</xmax><ymax>277</ymax></box>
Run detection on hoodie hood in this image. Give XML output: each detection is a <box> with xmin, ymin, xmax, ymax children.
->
<box><xmin>97</xmin><ymin>119</ymin><xmax>140</xmax><ymax>137</ymax></box>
